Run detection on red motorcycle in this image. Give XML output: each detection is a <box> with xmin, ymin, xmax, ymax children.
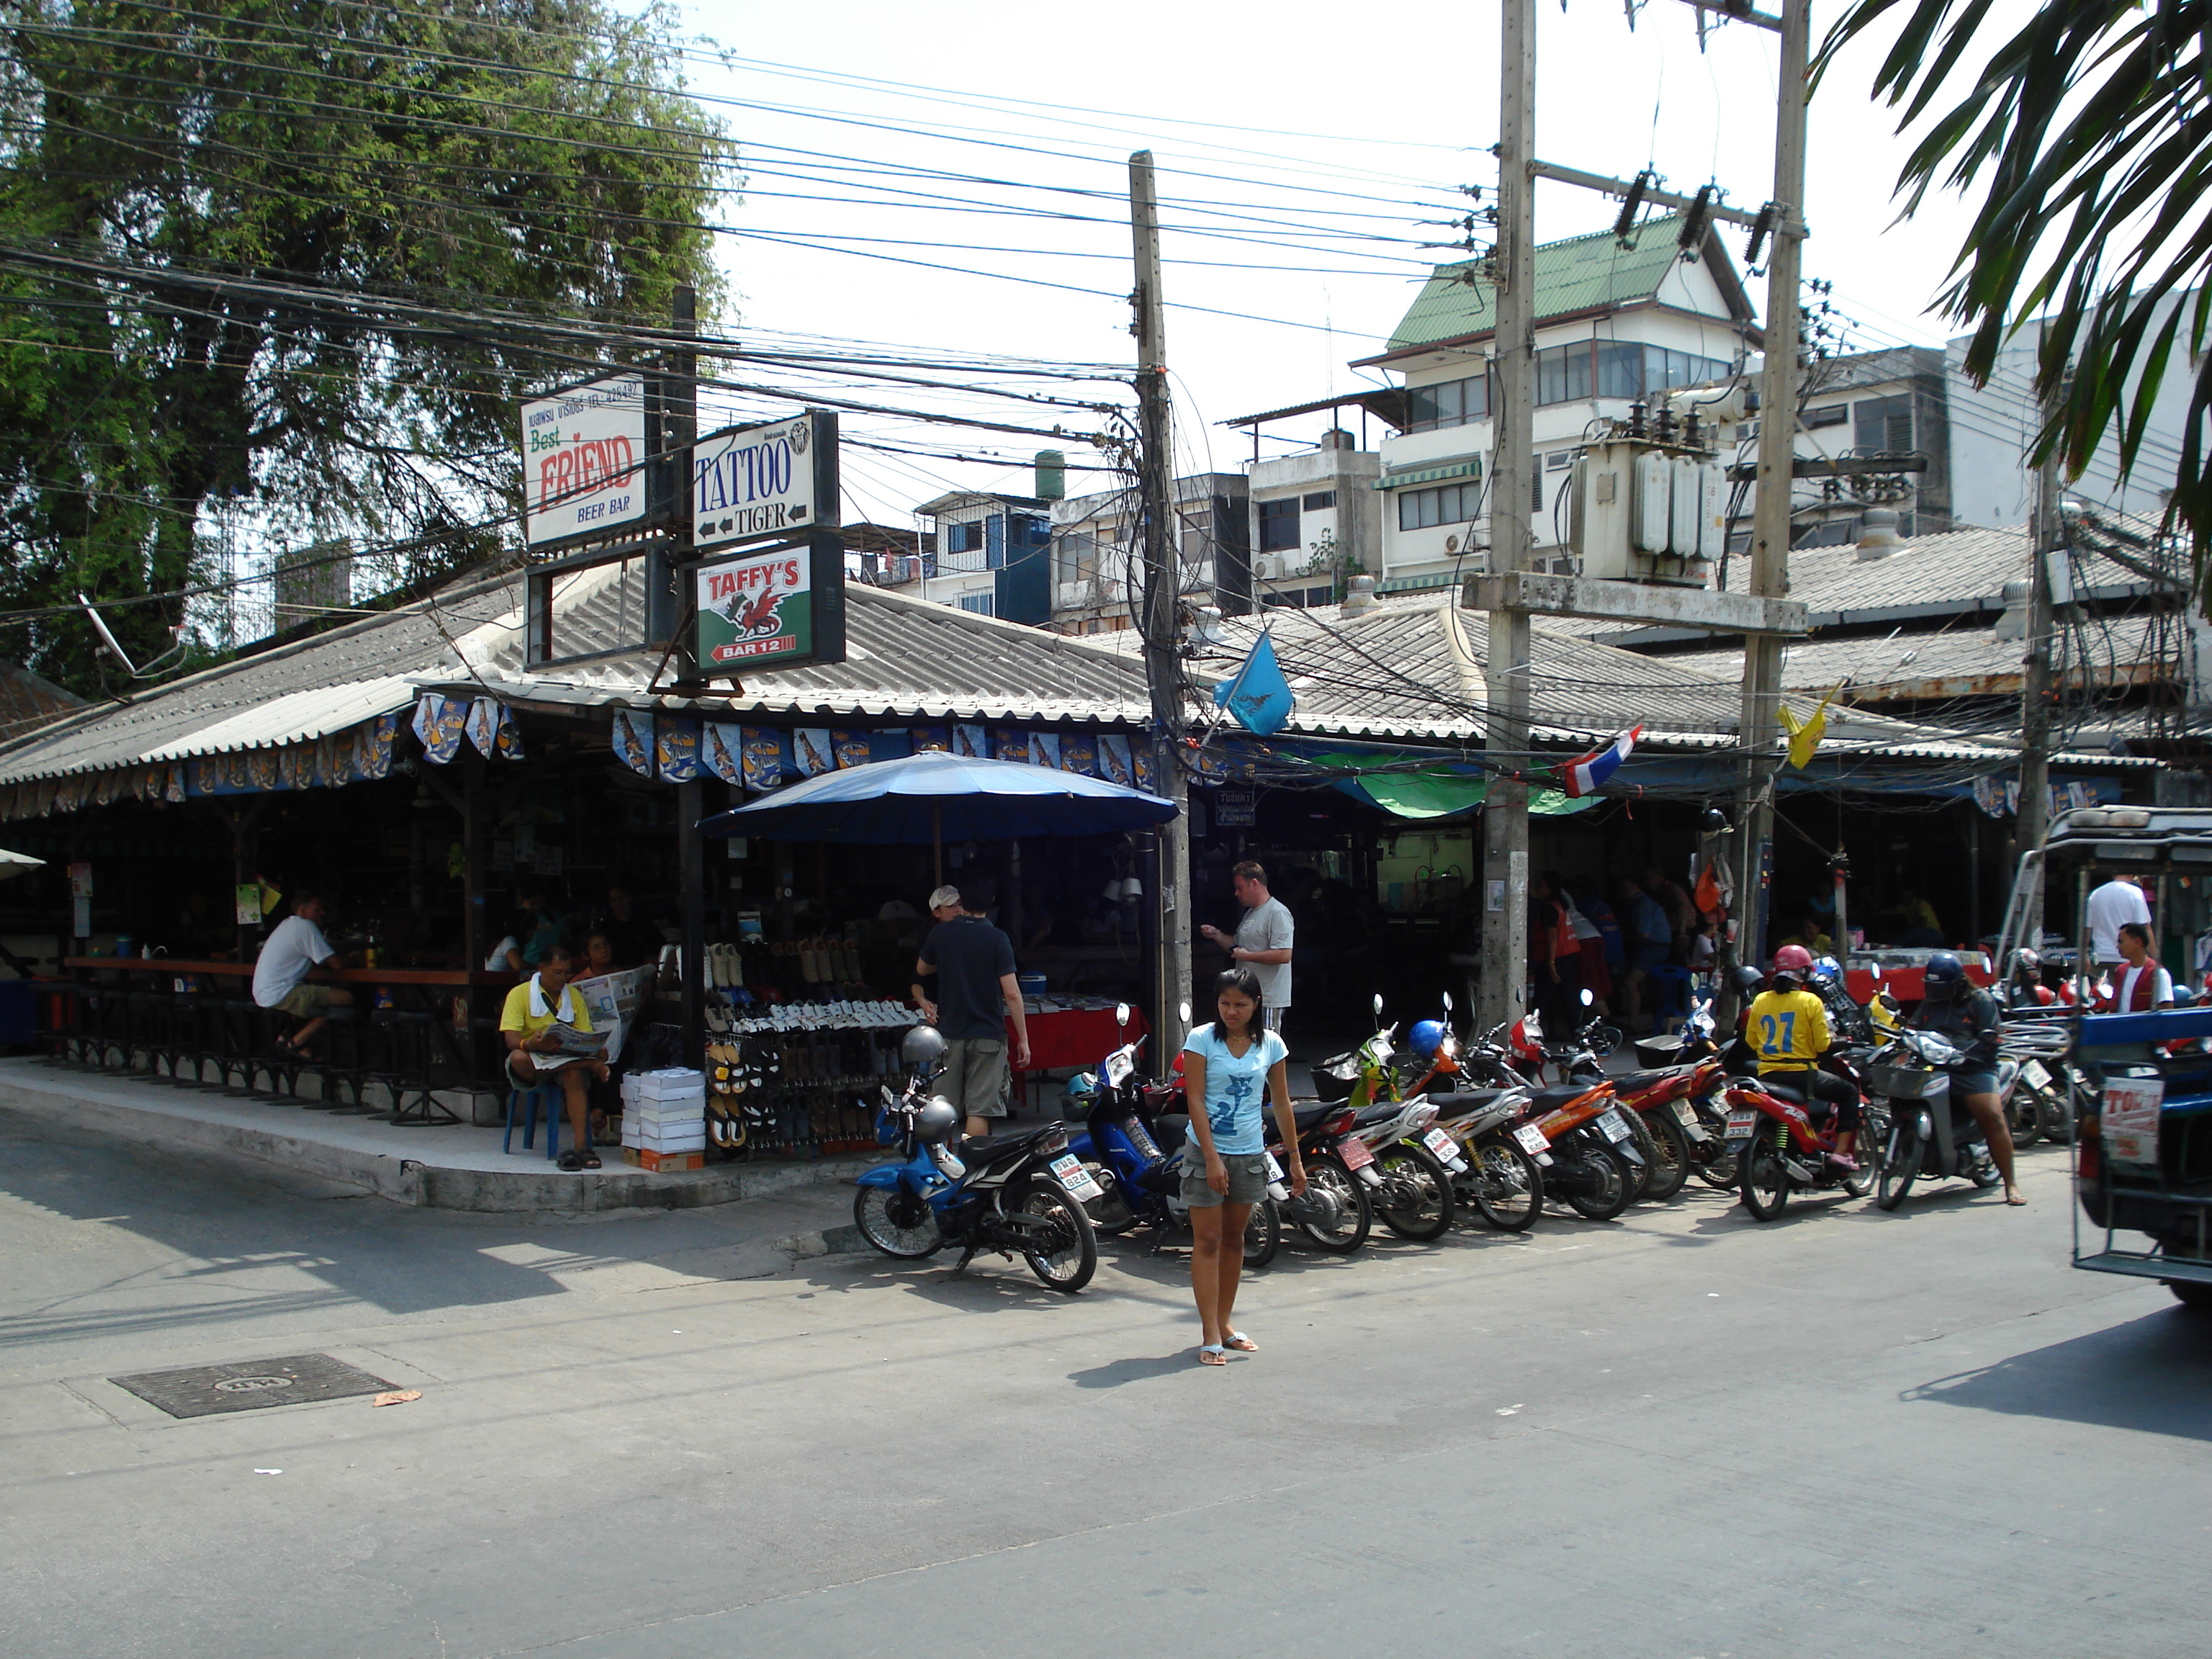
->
<box><xmin>1722</xmin><ymin>1065</ymin><xmax>1878</xmax><ymax>1220</ymax></box>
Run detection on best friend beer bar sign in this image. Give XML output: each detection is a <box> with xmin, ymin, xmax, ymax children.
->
<box><xmin>693</xmin><ymin>411</ymin><xmax>839</xmax><ymax>554</ymax></box>
<box><xmin>521</xmin><ymin>373</ymin><xmax>647</xmax><ymax>549</ymax></box>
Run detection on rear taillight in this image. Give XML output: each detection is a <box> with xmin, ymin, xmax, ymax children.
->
<box><xmin>2077</xmin><ymin>1138</ymin><xmax>2100</xmax><ymax>1183</ymax></box>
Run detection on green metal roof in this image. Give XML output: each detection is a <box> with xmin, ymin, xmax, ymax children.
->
<box><xmin>1385</xmin><ymin>215</ymin><xmax>1720</xmax><ymax>355</ymax></box>
<box><xmin>1373</xmin><ymin>454</ymin><xmax>1483</xmax><ymax>491</ymax></box>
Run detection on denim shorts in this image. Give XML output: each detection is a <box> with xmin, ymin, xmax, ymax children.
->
<box><xmin>1955</xmin><ymin>1069</ymin><xmax>2000</xmax><ymax>1098</ymax></box>
<box><xmin>1180</xmin><ymin>1150</ymin><xmax>1269</xmax><ymax>1207</ymax></box>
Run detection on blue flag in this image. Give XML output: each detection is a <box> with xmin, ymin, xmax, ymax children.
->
<box><xmin>1213</xmin><ymin>630</ymin><xmax>1295</xmax><ymax>736</ymax></box>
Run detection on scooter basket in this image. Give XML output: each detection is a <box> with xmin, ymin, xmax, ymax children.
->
<box><xmin>1866</xmin><ymin>1062</ymin><xmax>1948</xmax><ymax>1099</ymax></box>
<box><xmin>1310</xmin><ymin>1051</ymin><xmax>1362</xmax><ymax>1104</ymax></box>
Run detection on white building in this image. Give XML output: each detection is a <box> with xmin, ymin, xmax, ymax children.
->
<box><xmin>1048</xmin><ymin>472</ymin><xmax>1247</xmax><ymax>634</ymax></box>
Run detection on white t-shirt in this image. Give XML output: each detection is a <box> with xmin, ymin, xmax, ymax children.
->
<box><xmin>2087</xmin><ymin>878</ymin><xmax>2152</xmax><ymax>963</ymax></box>
<box><xmin>1233</xmin><ymin>896</ymin><xmax>1295</xmax><ymax>1009</ymax></box>
<box><xmin>485</xmin><ymin>936</ymin><xmax>520</xmax><ymax>971</ymax></box>
<box><xmin>252</xmin><ymin>915</ymin><xmax>336</xmax><ymax>1008</ymax></box>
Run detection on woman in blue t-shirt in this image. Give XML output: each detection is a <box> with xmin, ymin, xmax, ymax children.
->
<box><xmin>1182</xmin><ymin>968</ymin><xmax>1306</xmax><ymax>1366</ymax></box>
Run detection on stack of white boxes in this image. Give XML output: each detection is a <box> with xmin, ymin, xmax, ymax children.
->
<box><xmin>621</xmin><ymin>1069</ymin><xmax>707</xmax><ymax>1172</ymax></box>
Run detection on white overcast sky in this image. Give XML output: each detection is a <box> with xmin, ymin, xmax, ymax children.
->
<box><xmin>670</xmin><ymin>0</ymin><xmax>2018</xmax><ymax>526</ymax></box>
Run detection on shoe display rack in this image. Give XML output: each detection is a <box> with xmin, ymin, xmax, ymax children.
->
<box><xmin>699</xmin><ymin>989</ymin><xmax>924</xmax><ymax>1161</ymax></box>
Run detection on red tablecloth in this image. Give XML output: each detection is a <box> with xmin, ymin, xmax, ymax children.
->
<box><xmin>1843</xmin><ymin>963</ymin><xmax>1995</xmax><ymax>1004</ymax></box>
<box><xmin>1015</xmin><ymin>1005</ymin><xmax>1149</xmax><ymax>1073</ymax></box>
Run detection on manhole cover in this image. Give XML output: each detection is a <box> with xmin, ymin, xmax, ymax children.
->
<box><xmin>109</xmin><ymin>1354</ymin><xmax>395</xmax><ymax>1419</ymax></box>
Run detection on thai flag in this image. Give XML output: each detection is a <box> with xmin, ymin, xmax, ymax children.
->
<box><xmin>1560</xmin><ymin>724</ymin><xmax>1643</xmax><ymax>798</ymax></box>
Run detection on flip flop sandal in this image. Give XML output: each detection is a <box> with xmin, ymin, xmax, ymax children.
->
<box><xmin>557</xmin><ymin>1151</ymin><xmax>583</xmax><ymax>1172</ymax></box>
<box><xmin>1223</xmin><ymin>1331</ymin><xmax>1258</xmax><ymax>1352</ymax></box>
<box><xmin>1197</xmin><ymin>1344</ymin><xmax>1228</xmax><ymax>1367</ymax></box>
<box><xmin>581</xmin><ymin>1151</ymin><xmax>602</xmax><ymax>1169</ymax></box>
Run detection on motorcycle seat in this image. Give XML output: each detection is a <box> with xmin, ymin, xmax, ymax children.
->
<box><xmin>1292</xmin><ymin>1103</ymin><xmax>1343</xmax><ymax>1133</ymax></box>
<box><xmin>1429</xmin><ymin>1088</ymin><xmax>1509</xmax><ymax>1113</ymax></box>
<box><xmin>1528</xmin><ymin>1083</ymin><xmax>1596</xmax><ymax>1113</ymax></box>
<box><xmin>1351</xmin><ymin>1102</ymin><xmax>1404</xmax><ymax>1128</ymax></box>
<box><xmin>1153</xmin><ymin>1112</ymin><xmax>1192</xmax><ymax>1146</ymax></box>
<box><xmin>1611</xmin><ymin>1068</ymin><xmax>1677</xmax><ymax>1094</ymax></box>
<box><xmin>1758</xmin><ymin>1079</ymin><xmax>1812</xmax><ymax>1107</ymax></box>
<box><xmin>960</xmin><ymin>1125</ymin><xmax>1058</xmax><ymax>1164</ymax></box>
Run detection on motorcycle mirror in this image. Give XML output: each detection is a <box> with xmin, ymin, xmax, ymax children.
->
<box><xmin>1373</xmin><ymin>993</ymin><xmax>1385</xmax><ymax>1019</ymax></box>
<box><xmin>1115</xmin><ymin>1001</ymin><xmax>1130</xmax><ymax>1029</ymax></box>
<box><xmin>1579</xmin><ymin>988</ymin><xmax>1595</xmax><ymax>1007</ymax></box>
<box><xmin>1178</xmin><ymin>999</ymin><xmax>1192</xmax><ymax>1024</ymax></box>
<box><xmin>1870</xmin><ymin>963</ymin><xmax>1884</xmax><ymax>981</ymax></box>
<box><xmin>1442</xmin><ymin>991</ymin><xmax>1453</xmax><ymax>1014</ymax></box>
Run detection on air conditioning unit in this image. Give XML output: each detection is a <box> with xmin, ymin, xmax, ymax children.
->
<box><xmin>1252</xmin><ymin>553</ymin><xmax>1289</xmax><ymax>583</ymax></box>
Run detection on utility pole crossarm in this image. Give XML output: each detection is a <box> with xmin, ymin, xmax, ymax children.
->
<box><xmin>1530</xmin><ymin>161</ymin><xmax>1785</xmax><ymax>233</ymax></box>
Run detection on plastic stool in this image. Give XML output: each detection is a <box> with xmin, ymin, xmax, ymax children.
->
<box><xmin>503</xmin><ymin>1082</ymin><xmax>565</xmax><ymax>1159</ymax></box>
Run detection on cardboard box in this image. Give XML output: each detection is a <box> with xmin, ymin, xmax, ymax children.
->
<box><xmin>624</xmin><ymin>1146</ymin><xmax>703</xmax><ymax>1172</ymax></box>
<box><xmin>624</xmin><ymin>1069</ymin><xmax>706</xmax><ymax>1102</ymax></box>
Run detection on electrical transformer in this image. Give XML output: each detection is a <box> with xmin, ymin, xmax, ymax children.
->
<box><xmin>1570</xmin><ymin>437</ymin><xmax>1726</xmax><ymax>587</ymax></box>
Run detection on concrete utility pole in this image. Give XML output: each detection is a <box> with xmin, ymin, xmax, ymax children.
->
<box><xmin>1731</xmin><ymin>0</ymin><xmax>1811</xmax><ymax>984</ymax></box>
<box><xmin>2015</xmin><ymin>374</ymin><xmax>2065</xmax><ymax>953</ymax></box>
<box><xmin>667</xmin><ymin>284</ymin><xmax>706</xmax><ymax>1070</ymax></box>
<box><xmin>1476</xmin><ymin>0</ymin><xmax>1539</xmax><ymax>1040</ymax></box>
<box><xmin>1129</xmin><ymin>151</ymin><xmax>1192</xmax><ymax>1059</ymax></box>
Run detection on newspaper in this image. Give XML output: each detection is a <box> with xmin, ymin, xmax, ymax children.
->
<box><xmin>567</xmin><ymin>966</ymin><xmax>655</xmax><ymax>1066</ymax></box>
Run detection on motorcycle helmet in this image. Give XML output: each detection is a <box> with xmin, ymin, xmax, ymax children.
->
<box><xmin>1062</xmin><ymin>1070</ymin><xmax>1097</xmax><ymax>1104</ymax></box>
<box><xmin>1771</xmin><ymin>944</ymin><xmax>1815</xmax><ymax>989</ymax></box>
<box><xmin>1922</xmin><ymin>950</ymin><xmax>1968</xmax><ymax>1002</ymax></box>
<box><xmin>901</xmin><ymin>1025</ymin><xmax>948</xmax><ymax>1070</ymax></box>
<box><xmin>913</xmin><ymin>1096</ymin><xmax>960</xmax><ymax>1143</ymax></box>
<box><xmin>1408</xmin><ymin>1018</ymin><xmax>1449</xmax><ymax>1060</ymax></box>
<box><xmin>2010</xmin><ymin>947</ymin><xmax>2041</xmax><ymax>979</ymax></box>
<box><xmin>1731</xmin><ymin>963</ymin><xmax>1766</xmax><ymax>999</ymax></box>
<box><xmin>1809</xmin><ymin>955</ymin><xmax>1842</xmax><ymax>986</ymax></box>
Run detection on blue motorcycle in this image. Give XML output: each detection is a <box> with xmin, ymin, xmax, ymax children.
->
<box><xmin>1061</xmin><ymin>1006</ymin><xmax>1284</xmax><ymax>1269</ymax></box>
<box><xmin>852</xmin><ymin>1026</ymin><xmax>1100</xmax><ymax>1292</ymax></box>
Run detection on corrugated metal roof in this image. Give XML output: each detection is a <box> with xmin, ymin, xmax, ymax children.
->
<box><xmin>1382</xmin><ymin>217</ymin><xmax>1736</xmax><ymax>355</ymax></box>
<box><xmin>0</xmin><ymin>575</ymin><xmax>519</xmax><ymax>786</ymax></box>
<box><xmin>482</xmin><ymin>575</ymin><xmax>1148</xmax><ymax>724</ymax></box>
<box><xmin>140</xmin><ymin>676</ymin><xmax>421</xmax><ymax>761</ymax></box>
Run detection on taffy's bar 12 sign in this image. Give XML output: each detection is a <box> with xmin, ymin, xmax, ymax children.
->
<box><xmin>691</xmin><ymin>530</ymin><xmax>846</xmax><ymax>674</ymax></box>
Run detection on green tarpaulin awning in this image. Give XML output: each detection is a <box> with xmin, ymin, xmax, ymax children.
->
<box><xmin>1311</xmin><ymin>755</ymin><xmax>1595</xmax><ymax>821</ymax></box>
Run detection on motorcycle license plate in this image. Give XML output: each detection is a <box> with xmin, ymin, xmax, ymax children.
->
<box><xmin>1103</xmin><ymin>1051</ymin><xmax>1135</xmax><ymax>1087</ymax></box>
<box><xmin>1673</xmin><ymin>1101</ymin><xmax>1699</xmax><ymax>1128</ymax></box>
<box><xmin>1597</xmin><ymin>1108</ymin><xmax>1631</xmax><ymax>1143</ymax></box>
<box><xmin>2021</xmin><ymin>1059</ymin><xmax>2053</xmax><ymax>1091</ymax></box>
<box><xmin>1423</xmin><ymin>1127</ymin><xmax>1460</xmax><ymax>1160</ymax></box>
<box><xmin>1264</xmin><ymin>1150</ymin><xmax>1285</xmax><ymax>1180</ymax></box>
<box><xmin>1725</xmin><ymin>1109</ymin><xmax>1759</xmax><ymax>1142</ymax></box>
<box><xmin>1514</xmin><ymin>1123</ymin><xmax>1549</xmax><ymax>1155</ymax></box>
<box><xmin>1338</xmin><ymin>1136</ymin><xmax>1375</xmax><ymax>1171</ymax></box>
<box><xmin>1049</xmin><ymin>1154</ymin><xmax>1104</xmax><ymax>1202</ymax></box>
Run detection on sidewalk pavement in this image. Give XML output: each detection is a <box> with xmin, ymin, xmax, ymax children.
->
<box><xmin>0</xmin><ymin>1058</ymin><xmax>881</xmax><ymax>1219</ymax></box>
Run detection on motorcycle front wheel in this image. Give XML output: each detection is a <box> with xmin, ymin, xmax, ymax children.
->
<box><xmin>853</xmin><ymin>1184</ymin><xmax>945</xmax><ymax>1259</ymax></box>
<box><xmin>1243</xmin><ymin>1198</ymin><xmax>1282</xmax><ymax>1269</ymax></box>
<box><xmin>1293</xmin><ymin>1154</ymin><xmax>1372</xmax><ymax>1254</ymax></box>
<box><xmin>1467</xmin><ymin>1138</ymin><xmax>1543</xmax><ymax>1231</ymax></box>
<box><xmin>1875</xmin><ymin>1118</ymin><xmax>1918</xmax><ymax>1211</ymax></box>
<box><xmin>1372</xmin><ymin>1142</ymin><xmax>1456</xmax><ymax>1241</ymax></box>
<box><xmin>1638</xmin><ymin>1107</ymin><xmax>1692</xmax><ymax>1203</ymax></box>
<box><xmin>1563</xmin><ymin>1141</ymin><xmax>1635</xmax><ymax>1221</ymax></box>
<box><xmin>1740</xmin><ymin>1128</ymin><xmax>1789</xmax><ymax>1221</ymax></box>
<box><xmin>1016</xmin><ymin>1179</ymin><xmax>1098</xmax><ymax>1292</ymax></box>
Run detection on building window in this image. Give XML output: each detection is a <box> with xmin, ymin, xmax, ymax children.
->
<box><xmin>1806</xmin><ymin>403</ymin><xmax>1848</xmax><ymax>429</ymax></box>
<box><xmin>1552</xmin><ymin>341</ymin><xmax>1735</xmax><ymax>407</ymax></box>
<box><xmin>1537</xmin><ymin>343</ymin><xmax>1592</xmax><ymax>405</ymax></box>
<box><xmin>1395</xmin><ymin>481</ymin><xmax>1478</xmax><ymax>531</ymax></box>
<box><xmin>1301</xmin><ymin>490</ymin><xmax>1336</xmax><ymax>511</ymax></box>
<box><xmin>1305</xmin><ymin>586</ymin><xmax>1333</xmax><ymax>607</ymax></box>
<box><xmin>1854</xmin><ymin>394</ymin><xmax>1912</xmax><ymax>453</ymax></box>
<box><xmin>1404</xmin><ymin>372</ymin><xmax>1491</xmax><ymax>433</ymax></box>
<box><xmin>1179</xmin><ymin>507</ymin><xmax>1212</xmax><ymax>562</ymax></box>
<box><xmin>958</xmin><ymin>592</ymin><xmax>994</xmax><ymax>616</ymax></box>
<box><xmin>1258</xmin><ymin>497</ymin><xmax>1300</xmax><ymax>551</ymax></box>
<box><xmin>948</xmin><ymin>520</ymin><xmax>985</xmax><ymax>554</ymax></box>
<box><xmin>1055</xmin><ymin>531</ymin><xmax>1096</xmax><ymax>586</ymax></box>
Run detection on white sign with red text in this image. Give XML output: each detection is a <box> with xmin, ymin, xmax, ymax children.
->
<box><xmin>522</xmin><ymin>373</ymin><xmax>647</xmax><ymax>548</ymax></box>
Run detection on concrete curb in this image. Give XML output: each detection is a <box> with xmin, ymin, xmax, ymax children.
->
<box><xmin>0</xmin><ymin>1062</ymin><xmax>883</xmax><ymax>1215</ymax></box>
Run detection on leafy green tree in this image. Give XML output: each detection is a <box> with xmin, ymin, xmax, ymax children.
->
<box><xmin>1820</xmin><ymin>1</ymin><xmax>2212</xmax><ymax>591</ymax></box>
<box><xmin>0</xmin><ymin>0</ymin><xmax>729</xmax><ymax>691</ymax></box>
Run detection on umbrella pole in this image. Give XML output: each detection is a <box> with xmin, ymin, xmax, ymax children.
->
<box><xmin>932</xmin><ymin>802</ymin><xmax>942</xmax><ymax>889</ymax></box>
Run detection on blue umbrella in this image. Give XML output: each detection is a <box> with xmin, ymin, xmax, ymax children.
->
<box><xmin>698</xmin><ymin>750</ymin><xmax>1176</xmax><ymax>878</ymax></box>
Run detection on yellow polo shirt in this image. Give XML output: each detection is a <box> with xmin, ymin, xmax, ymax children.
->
<box><xmin>498</xmin><ymin>979</ymin><xmax>593</xmax><ymax>1041</ymax></box>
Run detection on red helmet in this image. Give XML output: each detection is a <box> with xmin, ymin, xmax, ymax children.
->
<box><xmin>1771</xmin><ymin>944</ymin><xmax>1815</xmax><ymax>984</ymax></box>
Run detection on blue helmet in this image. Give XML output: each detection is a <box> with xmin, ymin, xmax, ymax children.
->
<box><xmin>1063</xmin><ymin>1070</ymin><xmax>1097</xmax><ymax>1102</ymax></box>
<box><xmin>1408</xmin><ymin>1019</ymin><xmax>1449</xmax><ymax>1058</ymax></box>
<box><xmin>1923</xmin><ymin>950</ymin><xmax>1967</xmax><ymax>1002</ymax></box>
<box><xmin>1809</xmin><ymin>955</ymin><xmax>1842</xmax><ymax>985</ymax></box>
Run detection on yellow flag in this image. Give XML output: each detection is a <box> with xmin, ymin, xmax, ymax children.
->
<box><xmin>1778</xmin><ymin>683</ymin><xmax>1843</xmax><ymax>770</ymax></box>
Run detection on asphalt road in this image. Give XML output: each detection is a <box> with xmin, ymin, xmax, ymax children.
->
<box><xmin>3</xmin><ymin>1104</ymin><xmax>2208</xmax><ymax>1659</ymax></box>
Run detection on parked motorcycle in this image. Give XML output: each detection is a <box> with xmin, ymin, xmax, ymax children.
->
<box><xmin>1866</xmin><ymin>1028</ymin><xmax>2006</xmax><ymax>1210</ymax></box>
<box><xmin>1519</xmin><ymin>1074</ymin><xmax>1641</xmax><ymax>1221</ymax></box>
<box><xmin>1264</xmin><ymin>1101</ymin><xmax>1376</xmax><ymax>1254</ymax></box>
<box><xmin>853</xmin><ymin>1027</ymin><xmax>1101</xmax><ymax>1290</ymax></box>
<box><xmin>1061</xmin><ymin>1007</ymin><xmax>1285</xmax><ymax>1269</ymax></box>
<box><xmin>1632</xmin><ymin>991</ymin><xmax>1738</xmax><ymax>1190</ymax></box>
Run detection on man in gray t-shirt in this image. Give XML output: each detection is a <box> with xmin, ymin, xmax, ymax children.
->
<box><xmin>1202</xmin><ymin>860</ymin><xmax>1295</xmax><ymax>1030</ymax></box>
